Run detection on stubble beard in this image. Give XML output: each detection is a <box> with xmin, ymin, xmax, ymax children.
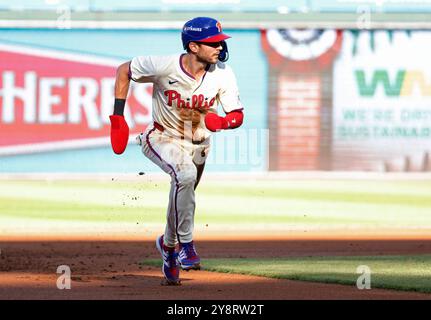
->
<box><xmin>196</xmin><ymin>54</ymin><xmax>218</xmax><ymax>65</ymax></box>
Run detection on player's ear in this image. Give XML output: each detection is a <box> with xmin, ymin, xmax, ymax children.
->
<box><xmin>188</xmin><ymin>42</ymin><xmax>199</xmax><ymax>54</ymax></box>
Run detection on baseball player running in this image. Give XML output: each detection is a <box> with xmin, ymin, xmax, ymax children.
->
<box><xmin>110</xmin><ymin>17</ymin><xmax>244</xmax><ymax>285</ymax></box>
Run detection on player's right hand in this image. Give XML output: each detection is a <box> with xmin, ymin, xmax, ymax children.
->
<box><xmin>109</xmin><ymin>115</ymin><xmax>129</xmax><ymax>154</ymax></box>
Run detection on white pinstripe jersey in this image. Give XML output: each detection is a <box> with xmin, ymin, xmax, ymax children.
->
<box><xmin>129</xmin><ymin>53</ymin><xmax>243</xmax><ymax>141</ymax></box>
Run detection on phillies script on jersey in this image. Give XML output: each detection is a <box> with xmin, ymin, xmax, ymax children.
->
<box><xmin>164</xmin><ymin>90</ymin><xmax>216</xmax><ymax>110</ymax></box>
<box><xmin>0</xmin><ymin>44</ymin><xmax>152</xmax><ymax>155</ymax></box>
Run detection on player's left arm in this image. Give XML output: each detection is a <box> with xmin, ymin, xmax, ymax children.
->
<box><xmin>204</xmin><ymin>65</ymin><xmax>244</xmax><ymax>132</ymax></box>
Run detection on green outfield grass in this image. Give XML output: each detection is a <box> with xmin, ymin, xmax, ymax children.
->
<box><xmin>141</xmin><ymin>255</ymin><xmax>431</xmax><ymax>293</ymax></box>
<box><xmin>1</xmin><ymin>179</ymin><xmax>431</xmax><ymax>229</ymax></box>
<box><xmin>3</xmin><ymin>178</ymin><xmax>429</xmax><ymax>293</ymax></box>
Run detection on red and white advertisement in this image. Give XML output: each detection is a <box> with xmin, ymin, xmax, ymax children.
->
<box><xmin>0</xmin><ymin>44</ymin><xmax>152</xmax><ymax>155</ymax></box>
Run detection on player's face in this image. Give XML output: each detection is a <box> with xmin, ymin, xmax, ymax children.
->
<box><xmin>194</xmin><ymin>41</ymin><xmax>223</xmax><ymax>64</ymax></box>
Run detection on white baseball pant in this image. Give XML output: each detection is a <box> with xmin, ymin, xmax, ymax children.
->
<box><xmin>139</xmin><ymin>123</ymin><xmax>210</xmax><ymax>248</ymax></box>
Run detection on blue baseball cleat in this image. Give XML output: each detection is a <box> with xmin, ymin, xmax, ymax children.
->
<box><xmin>178</xmin><ymin>241</ymin><xmax>201</xmax><ymax>271</ymax></box>
<box><xmin>156</xmin><ymin>235</ymin><xmax>181</xmax><ymax>285</ymax></box>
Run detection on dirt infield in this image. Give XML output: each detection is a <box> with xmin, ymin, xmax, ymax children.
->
<box><xmin>1</xmin><ymin>239</ymin><xmax>431</xmax><ymax>300</ymax></box>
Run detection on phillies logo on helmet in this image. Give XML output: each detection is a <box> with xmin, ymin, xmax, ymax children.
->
<box><xmin>216</xmin><ymin>21</ymin><xmax>222</xmax><ymax>33</ymax></box>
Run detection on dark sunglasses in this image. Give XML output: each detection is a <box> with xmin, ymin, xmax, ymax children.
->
<box><xmin>195</xmin><ymin>41</ymin><xmax>223</xmax><ymax>48</ymax></box>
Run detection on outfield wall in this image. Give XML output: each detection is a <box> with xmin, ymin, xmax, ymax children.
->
<box><xmin>1</xmin><ymin>29</ymin><xmax>431</xmax><ymax>172</ymax></box>
<box><xmin>0</xmin><ymin>29</ymin><xmax>267</xmax><ymax>173</ymax></box>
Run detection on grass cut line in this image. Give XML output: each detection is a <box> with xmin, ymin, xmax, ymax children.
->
<box><xmin>140</xmin><ymin>255</ymin><xmax>431</xmax><ymax>294</ymax></box>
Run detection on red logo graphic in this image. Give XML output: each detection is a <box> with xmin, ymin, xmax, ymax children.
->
<box><xmin>216</xmin><ymin>22</ymin><xmax>222</xmax><ymax>33</ymax></box>
<box><xmin>164</xmin><ymin>90</ymin><xmax>216</xmax><ymax>110</ymax></box>
<box><xmin>0</xmin><ymin>44</ymin><xmax>152</xmax><ymax>155</ymax></box>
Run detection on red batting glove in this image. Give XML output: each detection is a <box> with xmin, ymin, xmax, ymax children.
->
<box><xmin>109</xmin><ymin>115</ymin><xmax>129</xmax><ymax>154</ymax></box>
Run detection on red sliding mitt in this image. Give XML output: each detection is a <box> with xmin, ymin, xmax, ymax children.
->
<box><xmin>205</xmin><ymin>110</ymin><xmax>244</xmax><ymax>132</ymax></box>
<box><xmin>109</xmin><ymin>115</ymin><xmax>129</xmax><ymax>154</ymax></box>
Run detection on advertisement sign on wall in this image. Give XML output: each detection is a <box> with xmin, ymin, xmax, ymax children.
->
<box><xmin>263</xmin><ymin>29</ymin><xmax>431</xmax><ymax>171</ymax></box>
<box><xmin>0</xmin><ymin>44</ymin><xmax>152</xmax><ymax>156</ymax></box>
<box><xmin>2</xmin><ymin>29</ymin><xmax>430</xmax><ymax>172</ymax></box>
<box><xmin>333</xmin><ymin>31</ymin><xmax>431</xmax><ymax>171</ymax></box>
